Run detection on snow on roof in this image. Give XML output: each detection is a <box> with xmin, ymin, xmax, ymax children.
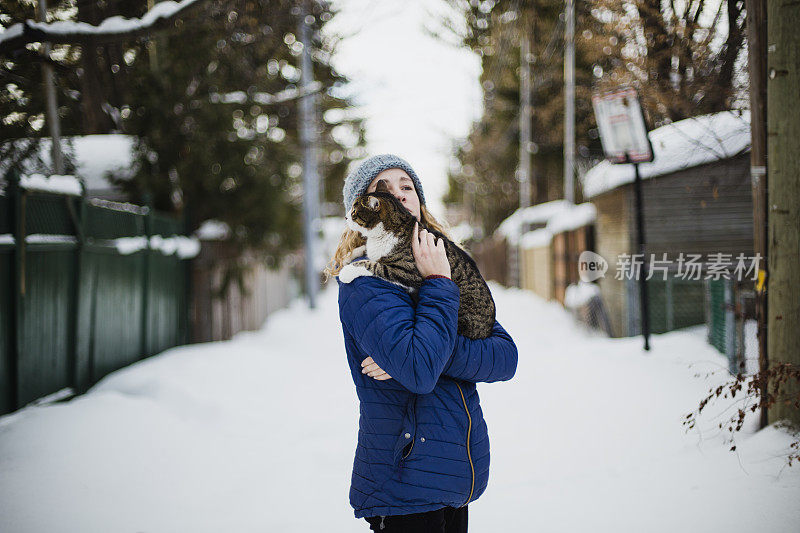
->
<box><xmin>518</xmin><ymin>202</ymin><xmax>596</xmax><ymax>250</ymax></box>
<box><xmin>0</xmin><ymin>0</ymin><xmax>201</xmax><ymax>47</ymax></box>
<box><xmin>519</xmin><ymin>228</ymin><xmax>552</xmax><ymax>249</ymax></box>
<box><xmin>546</xmin><ymin>202</ymin><xmax>596</xmax><ymax>235</ymax></box>
<box><xmin>495</xmin><ymin>200</ymin><xmax>573</xmax><ymax>244</ymax></box>
<box><xmin>20</xmin><ymin>174</ymin><xmax>82</xmax><ymax>196</ymax></box>
<box><xmin>6</xmin><ymin>135</ymin><xmax>136</xmax><ymax>192</ymax></box>
<box><xmin>499</xmin><ymin>200</ymin><xmax>596</xmax><ymax>247</ymax></box>
<box><xmin>581</xmin><ymin>110</ymin><xmax>751</xmax><ymax>199</ymax></box>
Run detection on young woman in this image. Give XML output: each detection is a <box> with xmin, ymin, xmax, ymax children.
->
<box><xmin>325</xmin><ymin>154</ymin><xmax>518</xmax><ymax>533</ymax></box>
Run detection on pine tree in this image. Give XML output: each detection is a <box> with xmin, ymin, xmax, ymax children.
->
<box><xmin>0</xmin><ymin>0</ymin><xmax>85</xmax><ymax>168</ymax></box>
<box><xmin>0</xmin><ymin>0</ymin><xmax>366</xmax><ymax>266</ymax></box>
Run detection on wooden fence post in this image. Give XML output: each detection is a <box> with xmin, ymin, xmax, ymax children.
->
<box><xmin>182</xmin><ymin>204</ymin><xmax>193</xmax><ymax>345</ymax></box>
<box><xmin>140</xmin><ymin>199</ymin><xmax>152</xmax><ymax>360</ymax></box>
<box><xmin>66</xmin><ymin>179</ymin><xmax>85</xmax><ymax>394</ymax></box>
<box><xmin>7</xmin><ymin>169</ymin><xmax>22</xmax><ymax>412</ymax></box>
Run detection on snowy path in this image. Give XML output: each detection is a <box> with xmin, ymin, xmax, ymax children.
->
<box><xmin>1</xmin><ymin>283</ymin><xmax>798</xmax><ymax>532</ymax></box>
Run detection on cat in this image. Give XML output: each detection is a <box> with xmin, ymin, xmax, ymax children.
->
<box><xmin>339</xmin><ymin>179</ymin><xmax>496</xmax><ymax>340</ymax></box>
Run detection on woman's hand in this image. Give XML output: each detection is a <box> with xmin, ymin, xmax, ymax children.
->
<box><xmin>361</xmin><ymin>356</ymin><xmax>392</xmax><ymax>380</ymax></box>
<box><xmin>412</xmin><ymin>221</ymin><xmax>451</xmax><ymax>279</ymax></box>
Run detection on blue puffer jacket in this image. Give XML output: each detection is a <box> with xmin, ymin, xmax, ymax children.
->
<box><xmin>337</xmin><ymin>270</ymin><xmax>518</xmax><ymax>519</ymax></box>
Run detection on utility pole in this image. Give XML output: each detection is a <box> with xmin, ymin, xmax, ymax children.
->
<box><xmin>632</xmin><ymin>159</ymin><xmax>651</xmax><ymax>351</ymax></box>
<box><xmin>299</xmin><ymin>3</ymin><xmax>319</xmax><ymax>309</ymax></box>
<box><xmin>766</xmin><ymin>0</ymin><xmax>800</xmax><ymax>427</ymax></box>
<box><xmin>38</xmin><ymin>0</ymin><xmax>64</xmax><ymax>174</ymax></box>
<box><xmin>563</xmin><ymin>0</ymin><xmax>575</xmax><ymax>203</ymax></box>
<box><xmin>518</xmin><ymin>32</ymin><xmax>532</xmax><ymax>209</ymax></box>
<box><xmin>745</xmin><ymin>0</ymin><xmax>769</xmax><ymax>428</ymax></box>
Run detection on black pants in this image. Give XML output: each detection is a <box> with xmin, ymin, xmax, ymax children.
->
<box><xmin>364</xmin><ymin>506</ymin><xmax>468</xmax><ymax>533</ymax></box>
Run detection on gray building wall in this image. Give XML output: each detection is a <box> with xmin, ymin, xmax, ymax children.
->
<box><xmin>591</xmin><ymin>152</ymin><xmax>753</xmax><ymax>337</ymax></box>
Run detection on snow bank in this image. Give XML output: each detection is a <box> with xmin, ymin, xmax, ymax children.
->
<box><xmin>582</xmin><ymin>110</ymin><xmax>751</xmax><ymax>199</ymax></box>
<box><xmin>564</xmin><ymin>281</ymin><xmax>601</xmax><ymax>309</ymax></box>
<box><xmin>20</xmin><ymin>174</ymin><xmax>82</xmax><ymax>196</ymax></box>
<box><xmin>0</xmin><ymin>283</ymin><xmax>797</xmax><ymax>532</ymax></box>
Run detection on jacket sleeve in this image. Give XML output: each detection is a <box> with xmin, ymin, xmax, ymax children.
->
<box><xmin>440</xmin><ymin>320</ymin><xmax>518</xmax><ymax>383</ymax></box>
<box><xmin>338</xmin><ymin>275</ymin><xmax>461</xmax><ymax>394</ymax></box>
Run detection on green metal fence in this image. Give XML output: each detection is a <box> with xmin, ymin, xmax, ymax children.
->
<box><xmin>626</xmin><ymin>276</ymin><xmax>707</xmax><ymax>336</ymax></box>
<box><xmin>1</xmin><ymin>172</ymin><xmax>191</xmax><ymax>415</ymax></box>
<box><xmin>705</xmin><ymin>278</ymin><xmax>758</xmax><ymax>375</ymax></box>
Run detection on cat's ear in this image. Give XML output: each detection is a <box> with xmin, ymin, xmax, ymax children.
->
<box><xmin>368</xmin><ymin>196</ymin><xmax>380</xmax><ymax>210</ymax></box>
<box><xmin>375</xmin><ymin>179</ymin><xmax>390</xmax><ymax>193</ymax></box>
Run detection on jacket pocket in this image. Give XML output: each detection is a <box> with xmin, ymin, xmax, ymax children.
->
<box><xmin>392</xmin><ymin>396</ymin><xmax>418</xmax><ymax>464</ymax></box>
<box><xmin>392</xmin><ymin>426</ymin><xmax>416</xmax><ymax>464</ymax></box>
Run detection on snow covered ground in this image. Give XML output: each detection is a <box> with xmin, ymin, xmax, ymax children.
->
<box><xmin>1</xmin><ymin>282</ymin><xmax>798</xmax><ymax>532</ymax></box>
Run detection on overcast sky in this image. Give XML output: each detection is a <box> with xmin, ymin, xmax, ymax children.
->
<box><xmin>324</xmin><ymin>0</ymin><xmax>483</xmax><ymax>215</ymax></box>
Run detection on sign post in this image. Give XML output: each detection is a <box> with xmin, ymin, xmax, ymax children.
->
<box><xmin>592</xmin><ymin>88</ymin><xmax>654</xmax><ymax>351</ymax></box>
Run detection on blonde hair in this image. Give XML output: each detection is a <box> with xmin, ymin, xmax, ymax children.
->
<box><xmin>323</xmin><ymin>204</ymin><xmax>454</xmax><ymax>281</ymax></box>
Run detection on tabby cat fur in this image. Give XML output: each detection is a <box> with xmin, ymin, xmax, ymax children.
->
<box><xmin>339</xmin><ymin>179</ymin><xmax>496</xmax><ymax>340</ymax></box>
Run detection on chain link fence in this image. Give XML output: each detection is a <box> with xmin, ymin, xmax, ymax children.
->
<box><xmin>706</xmin><ymin>278</ymin><xmax>759</xmax><ymax>376</ymax></box>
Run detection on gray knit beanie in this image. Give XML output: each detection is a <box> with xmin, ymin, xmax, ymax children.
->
<box><xmin>342</xmin><ymin>153</ymin><xmax>426</xmax><ymax>213</ymax></box>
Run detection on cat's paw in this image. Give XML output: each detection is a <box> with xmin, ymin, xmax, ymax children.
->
<box><xmin>347</xmin><ymin>245</ymin><xmax>367</xmax><ymax>262</ymax></box>
<box><xmin>339</xmin><ymin>262</ymin><xmax>373</xmax><ymax>283</ymax></box>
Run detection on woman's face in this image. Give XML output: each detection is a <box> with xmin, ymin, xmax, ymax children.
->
<box><xmin>366</xmin><ymin>168</ymin><xmax>421</xmax><ymax>221</ymax></box>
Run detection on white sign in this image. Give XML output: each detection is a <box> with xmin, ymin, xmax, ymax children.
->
<box><xmin>592</xmin><ymin>88</ymin><xmax>653</xmax><ymax>164</ymax></box>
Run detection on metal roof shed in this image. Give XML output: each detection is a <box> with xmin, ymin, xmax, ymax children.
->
<box><xmin>581</xmin><ymin>111</ymin><xmax>754</xmax><ymax>338</ymax></box>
